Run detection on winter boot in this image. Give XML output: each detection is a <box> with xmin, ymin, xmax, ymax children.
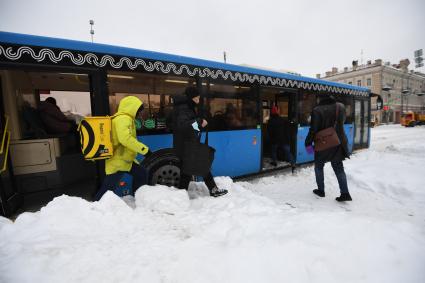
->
<box><xmin>209</xmin><ymin>186</ymin><xmax>228</xmax><ymax>197</ymax></box>
<box><xmin>313</xmin><ymin>189</ymin><xmax>325</xmax><ymax>197</ymax></box>
<box><xmin>291</xmin><ymin>164</ymin><xmax>296</xmax><ymax>174</ymax></box>
<box><xmin>336</xmin><ymin>193</ymin><xmax>352</xmax><ymax>202</ymax></box>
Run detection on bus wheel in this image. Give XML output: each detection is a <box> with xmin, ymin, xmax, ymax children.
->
<box><xmin>141</xmin><ymin>148</ymin><xmax>181</xmax><ymax>187</ymax></box>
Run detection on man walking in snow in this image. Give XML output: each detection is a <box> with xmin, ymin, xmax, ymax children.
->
<box><xmin>305</xmin><ymin>94</ymin><xmax>352</xmax><ymax>202</ymax></box>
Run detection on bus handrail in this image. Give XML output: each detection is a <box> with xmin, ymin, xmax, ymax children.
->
<box><xmin>0</xmin><ymin>115</ymin><xmax>11</xmax><ymax>173</ymax></box>
<box><xmin>0</xmin><ymin>131</ymin><xmax>10</xmax><ymax>173</ymax></box>
<box><xmin>0</xmin><ymin>115</ymin><xmax>9</xmax><ymax>154</ymax></box>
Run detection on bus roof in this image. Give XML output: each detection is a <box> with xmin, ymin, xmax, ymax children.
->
<box><xmin>0</xmin><ymin>31</ymin><xmax>369</xmax><ymax>95</ymax></box>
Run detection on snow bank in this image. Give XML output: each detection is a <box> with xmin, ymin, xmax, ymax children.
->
<box><xmin>1</xmin><ymin>125</ymin><xmax>424</xmax><ymax>283</ymax></box>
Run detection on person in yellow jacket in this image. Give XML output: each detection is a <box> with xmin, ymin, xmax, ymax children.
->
<box><xmin>95</xmin><ymin>96</ymin><xmax>152</xmax><ymax>200</ymax></box>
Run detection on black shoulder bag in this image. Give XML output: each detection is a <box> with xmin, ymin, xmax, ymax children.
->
<box><xmin>314</xmin><ymin>104</ymin><xmax>341</xmax><ymax>152</ymax></box>
<box><xmin>182</xmin><ymin>128</ymin><xmax>216</xmax><ymax>176</ymax></box>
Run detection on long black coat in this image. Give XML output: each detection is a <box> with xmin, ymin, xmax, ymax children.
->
<box><xmin>267</xmin><ymin>114</ymin><xmax>290</xmax><ymax>144</ymax></box>
<box><xmin>171</xmin><ymin>95</ymin><xmax>202</xmax><ymax>160</ymax></box>
<box><xmin>305</xmin><ymin>98</ymin><xmax>350</xmax><ymax>163</ymax></box>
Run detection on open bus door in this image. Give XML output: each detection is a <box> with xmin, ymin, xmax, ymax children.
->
<box><xmin>260</xmin><ymin>87</ymin><xmax>296</xmax><ymax>170</ymax></box>
<box><xmin>354</xmin><ymin>98</ymin><xmax>370</xmax><ymax>149</ymax></box>
<box><xmin>0</xmin><ymin>67</ymin><xmax>105</xmax><ymax>214</ymax></box>
<box><xmin>0</xmin><ymin>79</ymin><xmax>23</xmax><ymax>217</ymax></box>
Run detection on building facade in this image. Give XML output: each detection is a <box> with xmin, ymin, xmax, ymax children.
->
<box><xmin>318</xmin><ymin>59</ymin><xmax>425</xmax><ymax>125</ymax></box>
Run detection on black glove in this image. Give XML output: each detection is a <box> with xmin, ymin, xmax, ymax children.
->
<box><xmin>144</xmin><ymin>150</ymin><xmax>153</xmax><ymax>159</ymax></box>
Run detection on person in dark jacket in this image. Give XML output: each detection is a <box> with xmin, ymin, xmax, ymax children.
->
<box><xmin>172</xmin><ymin>87</ymin><xmax>228</xmax><ymax>197</ymax></box>
<box><xmin>267</xmin><ymin>106</ymin><xmax>294</xmax><ymax>169</ymax></box>
<box><xmin>305</xmin><ymin>94</ymin><xmax>352</xmax><ymax>202</ymax></box>
<box><xmin>38</xmin><ymin>97</ymin><xmax>74</xmax><ymax>134</ymax></box>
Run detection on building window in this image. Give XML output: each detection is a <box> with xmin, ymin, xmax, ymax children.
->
<box><xmin>357</xmin><ymin>80</ymin><xmax>362</xmax><ymax>86</ymax></box>
<box><xmin>367</xmin><ymin>78</ymin><xmax>371</xmax><ymax>86</ymax></box>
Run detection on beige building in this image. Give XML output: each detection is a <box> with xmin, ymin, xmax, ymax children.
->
<box><xmin>318</xmin><ymin>59</ymin><xmax>425</xmax><ymax>124</ymax></box>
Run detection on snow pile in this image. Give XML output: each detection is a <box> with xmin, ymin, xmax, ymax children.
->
<box><xmin>1</xmin><ymin>125</ymin><xmax>425</xmax><ymax>283</ymax></box>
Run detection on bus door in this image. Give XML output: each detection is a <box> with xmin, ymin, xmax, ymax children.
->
<box><xmin>260</xmin><ymin>87</ymin><xmax>296</xmax><ymax>169</ymax></box>
<box><xmin>0</xmin><ymin>78</ymin><xmax>23</xmax><ymax>217</ymax></box>
<box><xmin>354</xmin><ymin>98</ymin><xmax>370</xmax><ymax>149</ymax></box>
<box><xmin>0</xmin><ymin>67</ymin><xmax>102</xmax><ymax>213</ymax></box>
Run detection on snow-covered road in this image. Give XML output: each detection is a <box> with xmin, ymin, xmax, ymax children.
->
<box><xmin>1</xmin><ymin>125</ymin><xmax>424</xmax><ymax>283</ymax></box>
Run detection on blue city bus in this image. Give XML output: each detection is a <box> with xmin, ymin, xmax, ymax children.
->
<box><xmin>0</xmin><ymin>31</ymin><xmax>370</xmax><ymax>216</ymax></box>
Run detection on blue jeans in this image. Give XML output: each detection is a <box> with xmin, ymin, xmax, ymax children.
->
<box><xmin>271</xmin><ymin>144</ymin><xmax>294</xmax><ymax>165</ymax></box>
<box><xmin>314</xmin><ymin>160</ymin><xmax>349</xmax><ymax>194</ymax></box>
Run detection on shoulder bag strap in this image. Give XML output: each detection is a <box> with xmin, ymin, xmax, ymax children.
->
<box><xmin>198</xmin><ymin>126</ymin><xmax>209</xmax><ymax>145</ymax></box>
<box><xmin>205</xmin><ymin>127</ymin><xmax>209</xmax><ymax>145</ymax></box>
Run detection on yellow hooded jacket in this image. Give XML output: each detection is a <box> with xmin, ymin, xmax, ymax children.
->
<box><xmin>105</xmin><ymin>96</ymin><xmax>149</xmax><ymax>175</ymax></box>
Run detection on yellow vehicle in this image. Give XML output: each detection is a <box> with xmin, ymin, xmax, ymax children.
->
<box><xmin>417</xmin><ymin>113</ymin><xmax>425</xmax><ymax>125</ymax></box>
<box><xmin>401</xmin><ymin>111</ymin><xmax>425</xmax><ymax>127</ymax></box>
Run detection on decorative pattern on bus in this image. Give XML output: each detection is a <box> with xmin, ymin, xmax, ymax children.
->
<box><xmin>0</xmin><ymin>45</ymin><xmax>369</xmax><ymax>97</ymax></box>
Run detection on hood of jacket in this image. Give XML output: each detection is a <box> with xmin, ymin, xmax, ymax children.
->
<box><xmin>116</xmin><ymin>96</ymin><xmax>143</xmax><ymax>118</ymax></box>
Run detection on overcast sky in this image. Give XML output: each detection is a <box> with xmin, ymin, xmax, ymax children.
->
<box><xmin>0</xmin><ymin>0</ymin><xmax>424</xmax><ymax>77</ymax></box>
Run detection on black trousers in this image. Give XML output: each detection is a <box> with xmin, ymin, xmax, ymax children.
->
<box><xmin>179</xmin><ymin>172</ymin><xmax>216</xmax><ymax>191</ymax></box>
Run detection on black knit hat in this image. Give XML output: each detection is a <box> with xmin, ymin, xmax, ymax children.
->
<box><xmin>184</xmin><ymin>87</ymin><xmax>199</xmax><ymax>99</ymax></box>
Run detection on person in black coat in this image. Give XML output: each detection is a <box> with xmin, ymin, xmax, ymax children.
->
<box><xmin>305</xmin><ymin>94</ymin><xmax>352</xmax><ymax>202</ymax></box>
<box><xmin>38</xmin><ymin>97</ymin><xmax>75</xmax><ymax>134</ymax></box>
<box><xmin>172</xmin><ymin>87</ymin><xmax>228</xmax><ymax>197</ymax></box>
<box><xmin>267</xmin><ymin>106</ymin><xmax>294</xmax><ymax>168</ymax></box>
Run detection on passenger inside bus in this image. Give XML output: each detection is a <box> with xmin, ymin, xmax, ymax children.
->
<box><xmin>38</xmin><ymin>97</ymin><xmax>76</xmax><ymax>135</ymax></box>
<box><xmin>224</xmin><ymin>103</ymin><xmax>242</xmax><ymax>128</ymax></box>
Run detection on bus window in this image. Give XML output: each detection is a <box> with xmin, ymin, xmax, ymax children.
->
<box><xmin>203</xmin><ymin>82</ymin><xmax>258</xmax><ymax>131</ymax></box>
<box><xmin>335</xmin><ymin>96</ymin><xmax>354</xmax><ymax>124</ymax></box>
<box><xmin>298</xmin><ymin>91</ymin><xmax>316</xmax><ymax>126</ymax></box>
<box><xmin>107</xmin><ymin>71</ymin><xmax>195</xmax><ymax>134</ymax></box>
<box><xmin>1</xmin><ymin>70</ymin><xmax>90</xmax><ymax>140</ymax></box>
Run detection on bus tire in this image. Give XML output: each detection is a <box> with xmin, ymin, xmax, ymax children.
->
<box><xmin>140</xmin><ymin>148</ymin><xmax>181</xmax><ymax>187</ymax></box>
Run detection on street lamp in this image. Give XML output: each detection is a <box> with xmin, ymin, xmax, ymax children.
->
<box><xmin>382</xmin><ymin>85</ymin><xmax>392</xmax><ymax>124</ymax></box>
<box><xmin>89</xmin><ymin>20</ymin><xmax>95</xmax><ymax>43</ymax></box>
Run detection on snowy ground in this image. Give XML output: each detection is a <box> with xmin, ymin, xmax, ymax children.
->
<box><xmin>1</xmin><ymin>125</ymin><xmax>424</xmax><ymax>283</ymax></box>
